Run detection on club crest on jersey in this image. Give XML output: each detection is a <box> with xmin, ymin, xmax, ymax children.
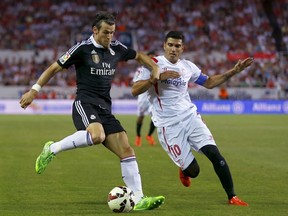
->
<box><xmin>91</xmin><ymin>50</ymin><xmax>100</xmax><ymax>64</ymax></box>
<box><xmin>59</xmin><ymin>52</ymin><xmax>71</xmax><ymax>64</ymax></box>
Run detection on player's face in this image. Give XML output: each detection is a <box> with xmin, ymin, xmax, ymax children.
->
<box><xmin>93</xmin><ymin>22</ymin><xmax>115</xmax><ymax>49</ymax></box>
<box><xmin>163</xmin><ymin>38</ymin><xmax>184</xmax><ymax>64</ymax></box>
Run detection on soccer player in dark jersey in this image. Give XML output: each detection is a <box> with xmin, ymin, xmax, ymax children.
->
<box><xmin>19</xmin><ymin>11</ymin><xmax>164</xmax><ymax>211</ymax></box>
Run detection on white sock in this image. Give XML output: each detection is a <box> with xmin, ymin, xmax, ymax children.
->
<box><xmin>121</xmin><ymin>156</ymin><xmax>144</xmax><ymax>204</ymax></box>
<box><xmin>50</xmin><ymin>131</ymin><xmax>93</xmax><ymax>155</ymax></box>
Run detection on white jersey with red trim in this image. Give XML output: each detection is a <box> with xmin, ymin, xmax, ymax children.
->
<box><xmin>135</xmin><ymin>55</ymin><xmax>203</xmax><ymax>127</ymax></box>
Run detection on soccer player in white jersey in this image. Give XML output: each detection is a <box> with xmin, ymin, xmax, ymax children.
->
<box><xmin>132</xmin><ymin>31</ymin><xmax>253</xmax><ymax>206</ymax></box>
<box><xmin>133</xmin><ymin>51</ymin><xmax>157</xmax><ymax>147</ymax></box>
<box><xmin>20</xmin><ymin>11</ymin><xmax>164</xmax><ymax>211</ymax></box>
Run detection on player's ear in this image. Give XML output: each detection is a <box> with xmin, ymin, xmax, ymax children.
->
<box><xmin>92</xmin><ymin>26</ymin><xmax>99</xmax><ymax>34</ymax></box>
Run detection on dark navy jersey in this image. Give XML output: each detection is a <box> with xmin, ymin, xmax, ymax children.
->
<box><xmin>57</xmin><ymin>35</ymin><xmax>137</xmax><ymax>112</ymax></box>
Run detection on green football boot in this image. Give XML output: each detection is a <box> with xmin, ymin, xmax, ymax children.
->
<box><xmin>35</xmin><ymin>141</ymin><xmax>55</xmax><ymax>174</ymax></box>
<box><xmin>134</xmin><ymin>196</ymin><xmax>165</xmax><ymax>211</ymax></box>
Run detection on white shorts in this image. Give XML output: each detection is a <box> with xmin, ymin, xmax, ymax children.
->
<box><xmin>137</xmin><ymin>92</ymin><xmax>152</xmax><ymax>116</ymax></box>
<box><xmin>157</xmin><ymin>112</ymin><xmax>216</xmax><ymax>170</ymax></box>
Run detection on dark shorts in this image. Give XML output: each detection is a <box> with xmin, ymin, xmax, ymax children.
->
<box><xmin>72</xmin><ymin>100</ymin><xmax>125</xmax><ymax>135</ymax></box>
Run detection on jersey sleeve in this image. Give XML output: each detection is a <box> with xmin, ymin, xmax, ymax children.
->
<box><xmin>112</xmin><ymin>40</ymin><xmax>137</xmax><ymax>61</ymax></box>
<box><xmin>188</xmin><ymin>61</ymin><xmax>209</xmax><ymax>86</ymax></box>
<box><xmin>123</xmin><ymin>48</ymin><xmax>137</xmax><ymax>61</ymax></box>
<box><xmin>57</xmin><ymin>42</ymin><xmax>82</xmax><ymax>69</ymax></box>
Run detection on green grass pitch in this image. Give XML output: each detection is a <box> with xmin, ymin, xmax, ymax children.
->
<box><xmin>0</xmin><ymin>114</ymin><xmax>288</xmax><ymax>216</ymax></box>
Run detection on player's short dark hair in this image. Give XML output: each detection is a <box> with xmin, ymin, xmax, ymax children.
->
<box><xmin>165</xmin><ymin>31</ymin><xmax>185</xmax><ymax>43</ymax></box>
<box><xmin>92</xmin><ymin>11</ymin><xmax>116</xmax><ymax>29</ymax></box>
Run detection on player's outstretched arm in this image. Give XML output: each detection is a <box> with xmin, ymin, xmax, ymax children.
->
<box><xmin>20</xmin><ymin>62</ymin><xmax>63</xmax><ymax>109</ymax></box>
<box><xmin>131</xmin><ymin>80</ymin><xmax>153</xmax><ymax>97</ymax></box>
<box><xmin>203</xmin><ymin>57</ymin><xmax>253</xmax><ymax>89</ymax></box>
<box><xmin>134</xmin><ymin>52</ymin><xmax>160</xmax><ymax>83</ymax></box>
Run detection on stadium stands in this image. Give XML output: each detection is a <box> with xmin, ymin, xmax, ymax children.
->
<box><xmin>0</xmin><ymin>0</ymin><xmax>287</xmax><ymax>99</ymax></box>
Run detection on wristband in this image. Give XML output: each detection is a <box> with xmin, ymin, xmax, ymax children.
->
<box><xmin>31</xmin><ymin>83</ymin><xmax>41</xmax><ymax>92</ymax></box>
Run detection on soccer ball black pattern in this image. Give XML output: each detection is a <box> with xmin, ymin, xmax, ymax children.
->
<box><xmin>107</xmin><ymin>186</ymin><xmax>135</xmax><ymax>213</ymax></box>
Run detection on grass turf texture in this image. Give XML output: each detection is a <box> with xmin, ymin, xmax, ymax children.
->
<box><xmin>0</xmin><ymin>114</ymin><xmax>287</xmax><ymax>216</ymax></box>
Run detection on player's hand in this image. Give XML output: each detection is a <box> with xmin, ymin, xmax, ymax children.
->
<box><xmin>19</xmin><ymin>90</ymin><xmax>37</xmax><ymax>109</ymax></box>
<box><xmin>233</xmin><ymin>57</ymin><xmax>254</xmax><ymax>73</ymax></box>
<box><xmin>159</xmin><ymin>71</ymin><xmax>181</xmax><ymax>80</ymax></box>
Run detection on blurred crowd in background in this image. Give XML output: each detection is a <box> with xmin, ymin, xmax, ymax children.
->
<box><xmin>0</xmin><ymin>0</ymin><xmax>287</xmax><ymax>99</ymax></box>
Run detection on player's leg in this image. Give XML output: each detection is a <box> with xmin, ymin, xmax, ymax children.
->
<box><xmin>191</xmin><ymin>113</ymin><xmax>248</xmax><ymax>206</ymax></box>
<box><xmin>157</xmin><ymin>122</ymin><xmax>195</xmax><ymax>186</ymax></box>
<box><xmin>201</xmin><ymin>145</ymin><xmax>234</xmax><ymax>197</ymax></box>
<box><xmin>179</xmin><ymin>158</ymin><xmax>200</xmax><ymax>187</ymax></box>
<box><xmin>35</xmin><ymin>101</ymin><xmax>100</xmax><ymax>174</ymax></box>
<box><xmin>49</xmin><ymin>101</ymin><xmax>104</xmax><ymax>153</ymax></box>
<box><xmin>181</xmin><ymin>158</ymin><xmax>200</xmax><ymax>178</ymax></box>
<box><xmin>136</xmin><ymin>115</ymin><xmax>145</xmax><ymax>136</ymax></box>
<box><xmin>103</xmin><ymin>113</ymin><xmax>164</xmax><ymax>209</ymax></box>
<box><xmin>104</xmin><ymin>131</ymin><xmax>143</xmax><ymax>201</ymax></box>
<box><xmin>200</xmin><ymin>145</ymin><xmax>248</xmax><ymax>206</ymax></box>
<box><xmin>104</xmin><ymin>130</ymin><xmax>164</xmax><ymax>210</ymax></box>
<box><xmin>147</xmin><ymin>119</ymin><xmax>155</xmax><ymax>136</ymax></box>
<box><xmin>135</xmin><ymin>115</ymin><xmax>144</xmax><ymax>146</ymax></box>
<box><xmin>146</xmin><ymin>119</ymin><xmax>156</xmax><ymax>145</ymax></box>
<box><xmin>145</xmin><ymin>104</ymin><xmax>156</xmax><ymax>145</ymax></box>
<box><xmin>168</xmin><ymin>114</ymin><xmax>202</xmax><ymax>187</ymax></box>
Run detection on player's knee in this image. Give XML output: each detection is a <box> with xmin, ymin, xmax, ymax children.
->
<box><xmin>87</xmin><ymin>123</ymin><xmax>106</xmax><ymax>144</ymax></box>
<box><xmin>115</xmin><ymin>145</ymin><xmax>135</xmax><ymax>159</ymax></box>
<box><xmin>183</xmin><ymin>160</ymin><xmax>200</xmax><ymax>178</ymax></box>
<box><xmin>201</xmin><ymin>145</ymin><xmax>224</xmax><ymax>164</ymax></box>
<box><xmin>122</xmin><ymin>145</ymin><xmax>135</xmax><ymax>155</ymax></box>
<box><xmin>90</xmin><ymin>133</ymin><xmax>106</xmax><ymax>144</ymax></box>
